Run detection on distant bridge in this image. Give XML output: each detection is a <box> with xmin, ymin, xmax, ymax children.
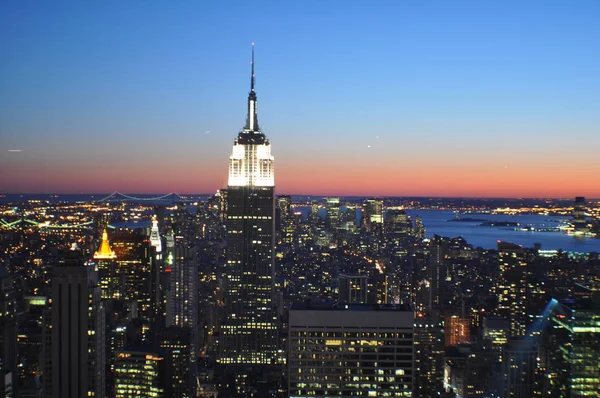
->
<box><xmin>0</xmin><ymin>218</ymin><xmax>108</xmax><ymax>230</ymax></box>
<box><xmin>94</xmin><ymin>191</ymin><xmax>184</xmax><ymax>203</ymax></box>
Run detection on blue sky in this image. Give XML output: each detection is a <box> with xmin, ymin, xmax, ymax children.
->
<box><xmin>1</xmin><ymin>1</ymin><xmax>599</xmax><ymax>196</ymax></box>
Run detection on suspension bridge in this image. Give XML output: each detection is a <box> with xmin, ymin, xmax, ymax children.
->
<box><xmin>94</xmin><ymin>191</ymin><xmax>185</xmax><ymax>203</ymax></box>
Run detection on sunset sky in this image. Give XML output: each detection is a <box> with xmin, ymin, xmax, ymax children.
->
<box><xmin>1</xmin><ymin>1</ymin><xmax>599</xmax><ymax>197</ymax></box>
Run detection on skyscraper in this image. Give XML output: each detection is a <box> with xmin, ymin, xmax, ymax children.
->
<box><xmin>114</xmin><ymin>350</ymin><xmax>165</xmax><ymax>397</ymax></box>
<box><xmin>497</xmin><ymin>241</ymin><xmax>529</xmax><ymax>337</ymax></box>
<box><xmin>0</xmin><ymin>264</ymin><xmax>17</xmax><ymax>397</ymax></box>
<box><xmin>219</xmin><ymin>45</ymin><xmax>277</xmax><ymax>365</ymax></box>
<box><xmin>43</xmin><ymin>251</ymin><xmax>105</xmax><ymax>398</ymax></box>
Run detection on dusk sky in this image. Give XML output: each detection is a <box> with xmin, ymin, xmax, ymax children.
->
<box><xmin>1</xmin><ymin>1</ymin><xmax>599</xmax><ymax>197</ymax></box>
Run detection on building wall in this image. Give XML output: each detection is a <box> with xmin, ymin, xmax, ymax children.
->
<box><xmin>289</xmin><ymin>306</ymin><xmax>414</xmax><ymax>397</ymax></box>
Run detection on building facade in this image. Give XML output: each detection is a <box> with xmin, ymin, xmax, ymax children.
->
<box><xmin>288</xmin><ymin>303</ymin><xmax>414</xmax><ymax>397</ymax></box>
<box><xmin>219</xmin><ymin>45</ymin><xmax>278</xmax><ymax>365</ymax></box>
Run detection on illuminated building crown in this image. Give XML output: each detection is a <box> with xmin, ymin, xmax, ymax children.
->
<box><xmin>94</xmin><ymin>229</ymin><xmax>116</xmax><ymax>259</ymax></box>
<box><xmin>150</xmin><ymin>217</ymin><xmax>162</xmax><ymax>253</ymax></box>
<box><xmin>228</xmin><ymin>43</ymin><xmax>274</xmax><ymax>187</ymax></box>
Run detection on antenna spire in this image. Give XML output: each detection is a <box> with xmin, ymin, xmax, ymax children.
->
<box><xmin>245</xmin><ymin>43</ymin><xmax>259</xmax><ymax>131</ymax></box>
<box><xmin>251</xmin><ymin>42</ymin><xmax>255</xmax><ymax>92</ymax></box>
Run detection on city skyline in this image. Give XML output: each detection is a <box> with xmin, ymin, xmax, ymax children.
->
<box><xmin>2</xmin><ymin>1</ymin><xmax>600</xmax><ymax>197</ymax></box>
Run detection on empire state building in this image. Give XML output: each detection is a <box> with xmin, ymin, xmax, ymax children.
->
<box><xmin>219</xmin><ymin>45</ymin><xmax>277</xmax><ymax>365</ymax></box>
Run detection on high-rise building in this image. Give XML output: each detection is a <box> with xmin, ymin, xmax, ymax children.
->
<box><xmin>573</xmin><ymin>196</ymin><xmax>588</xmax><ymax>234</ymax></box>
<box><xmin>325</xmin><ymin>197</ymin><xmax>340</xmax><ymax>231</ymax></box>
<box><xmin>0</xmin><ymin>264</ymin><xmax>17</xmax><ymax>397</ymax></box>
<box><xmin>413</xmin><ymin>311</ymin><xmax>444</xmax><ymax>397</ymax></box>
<box><xmin>111</xmin><ymin>231</ymin><xmax>154</xmax><ymax>331</ymax></box>
<box><xmin>114</xmin><ymin>350</ymin><xmax>165</xmax><ymax>397</ymax></box>
<box><xmin>220</xmin><ymin>45</ymin><xmax>277</xmax><ymax>365</ymax></box>
<box><xmin>428</xmin><ymin>236</ymin><xmax>449</xmax><ymax>312</ymax></box>
<box><xmin>159</xmin><ymin>327</ymin><xmax>196</xmax><ymax>398</ymax></box>
<box><xmin>363</xmin><ymin>198</ymin><xmax>384</xmax><ymax>231</ymax></box>
<box><xmin>42</xmin><ymin>251</ymin><xmax>105</xmax><ymax>398</ymax></box>
<box><xmin>385</xmin><ymin>209</ymin><xmax>412</xmax><ymax>240</ymax></box>
<box><xmin>545</xmin><ymin>286</ymin><xmax>600</xmax><ymax>397</ymax></box>
<box><xmin>277</xmin><ymin>195</ymin><xmax>291</xmax><ymax>221</ymax></box>
<box><xmin>94</xmin><ymin>229</ymin><xmax>118</xmax><ymax>299</ymax></box>
<box><xmin>288</xmin><ymin>303</ymin><xmax>414</xmax><ymax>397</ymax></box>
<box><xmin>502</xmin><ymin>339</ymin><xmax>538</xmax><ymax>398</ymax></box>
<box><xmin>497</xmin><ymin>242</ymin><xmax>529</xmax><ymax>337</ymax></box>
<box><xmin>166</xmin><ymin>245</ymin><xmax>198</xmax><ymax>329</ymax></box>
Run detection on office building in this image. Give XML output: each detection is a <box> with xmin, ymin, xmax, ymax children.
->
<box><xmin>363</xmin><ymin>199</ymin><xmax>384</xmax><ymax>230</ymax></box>
<box><xmin>159</xmin><ymin>327</ymin><xmax>196</xmax><ymax>398</ymax></box>
<box><xmin>114</xmin><ymin>350</ymin><xmax>165</xmax><ymax>397</ymax></box>
<box><xmin>545</xmin><ymin>286</ymin><xmax>600</xmax><ymax>397</ymax></box>
<box><xmin>483</xmin><ymin>316</ymin><xmax>509</xmax><ymax>351</ymax></box>
<box><xmin>43</xmin><ymin>251</ymin><xmax>105</xmax><ymax>398</ymax></box>
<box><xmin>220</xmin><ymin>45</ymin><xmax>278</xmax><ymax>365</ymax></box>
<box><xmin>414</xmin><ymin>311</ymin><xmax>444</xmax><ymax>397</ymax></box>
<box><xmin>325</xmin><ymin>197</ymin><xmax>340</xmax><ymax>230</ymax></box>
<box><xmin>288</xmin><ymin>303</ymin><xmax>414</xmax><ymax>397</ymax></box>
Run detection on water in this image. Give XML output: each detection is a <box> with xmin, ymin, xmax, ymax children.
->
<box><xmin>406</xmin><ymin>210</ymin><xmax>600</xmax><ymax>252</ymax></box>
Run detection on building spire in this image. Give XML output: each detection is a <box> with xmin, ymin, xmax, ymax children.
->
<box><xmin>245</xmin><ymin>43</ymin><xmax>259</xmax><ymax>132</ymax></box>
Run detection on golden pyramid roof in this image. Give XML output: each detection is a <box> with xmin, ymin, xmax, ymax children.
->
<box><xmin>94</xmin><ymin>229</ymin><xmax>116</xmax><ymax>259</ymax></box>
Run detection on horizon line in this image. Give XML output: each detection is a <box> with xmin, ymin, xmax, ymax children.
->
<box><xmin>0</xmin><ymin>192</ymin><xmax>594</xmax><ymax>201</ymax></box>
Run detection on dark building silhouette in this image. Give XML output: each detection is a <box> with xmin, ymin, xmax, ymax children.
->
<box><xmin>0</xmin><ymin>264</ymin><xmax>17</xmax><ymax>397</ymax></box>
<box><xmin>42</xmin><ymin>251</ymin><xmax>105</xmax><ymax>398</ymax></box>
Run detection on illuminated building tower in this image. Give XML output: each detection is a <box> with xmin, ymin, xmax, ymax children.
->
<box><xmin>310</xmin><ymin>201</ymin><xmax>320</xmax><ymax>224</ymax></box>
<box><xmin>545</xmin><ymin>286</ymin><xmax>600</xmax><ymax>397</ymax></box>
<box><xmin>497</xmin><ymin>242</ymin><xmax>529</xmax><ymax>337</ymax></box>
<box><xmin>573</xmin><ymin>196</ymin><xmax>587</xmax><ymax>234</ymax></box>
<box><xmin>445</xmin><ymin>315</ymin><xmax>471</xmax><ymax>346</ymax></box>
<box><xmin>325</xmin><ymin>197</ymin><xmax>340</xmax><ymax>231</ymax></box>
<box><xmin>220</xmin><ymin>45</ymin><xmax>278</xmax><ymax>365</ymax></box>
<box><xmin>114</xmin><ymin>350</ymin><xmax>165</xmax><ymax>397</ymax></box>
<box><xmin>166</xmin><ymin>244</ymin><xmax>198</xmax><ymax>330</ymax></box>
<box><xmin>363</xmin><ymin>198</ymin><xmax>384</xmax><ymax>231</ymax></box>
<box><xmin>150</xmin><ymin>217</ymin><xmax>162</xmax><ymax>254</ymax></box>
<box><xmin>43</xmin><ymin>251</ymin><xmax>105</xmax><ymax>398</ymax></box>
<box><xmin>277</xmin><ymin>195</ymin><xmax>291</xmax><ymax>221</ymax></box>
<box><xmin>414</xmin><ymin>215</ymin><xmax>426</xmax><ymax>239</ymax></box>
<box><xmin>94</xmin><ymin>229</ymin><xmax>118</xmax><ymax>299</ymax></box>
<box><xmin>338</xmin><ymin>273</ymin><xmax>369</xmax><ymax>304</ymax></box>
<box><xmin>288</xmin><ymin>303</ymin><xmax>414</xmax><ymax>397</ymax></box>
<box><xmin>111</xmin><ymin>232</ymin><xmax>154</xmax><ymax>335</ymax></box>
<box><xmin>414</xmin><ymin>311</ymin><xmax>444</xmax><ymax>397</ymax></box>
<box><xmin>0</xmin><ymin>265</ymin><xmax>17</xmax><ymax>397</ymax></box>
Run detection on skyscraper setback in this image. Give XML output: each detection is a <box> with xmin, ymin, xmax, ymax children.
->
<box><xmin>219</xmin><ymin>45</ymin><xmax>278</xmax><ymax>365</ymax></box>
